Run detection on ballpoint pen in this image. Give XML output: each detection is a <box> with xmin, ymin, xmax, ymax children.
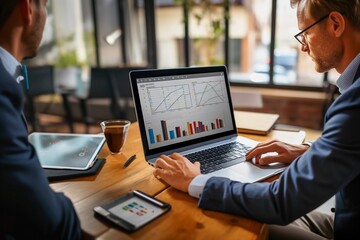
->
<box><xmin>123</xmin><ymin>154</ymin><xmax>136</xmax><ymax>169</ymax></box>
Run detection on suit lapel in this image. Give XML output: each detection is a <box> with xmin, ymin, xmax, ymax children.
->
<box><xmin>0</xmin><ymin>58</ymin><xmax>29</xmax><ymax>131</ymax></box>
<box><xmin>353</xmin><ymin>63</ymin><xmax>360</xmax><ymax>83</ymax></box>
<box><xmin>21</xmin><ymin>111</ymin><xmax>28</xmax><ymax>131</ymax></box>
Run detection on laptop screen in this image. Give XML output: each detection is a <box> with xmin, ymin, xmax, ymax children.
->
<box><xmin>130</xmin><ymin>66</ymin><xmax>237</xmax><ymax>156</ymax></box>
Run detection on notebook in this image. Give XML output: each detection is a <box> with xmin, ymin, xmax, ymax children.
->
<box><xmin>28</xmin><ymin>132</ymin><xmax>105</xmax><ymax>170</ymax></box>
<box><xmin>129</xmin><ymin>66</ymin><xmax>286</xmax><ymax>183</ymax></box>
<box><xmin>234</xmin><ymin>111</ymin><xmax>279</xmax><ymax>135</ymax></box>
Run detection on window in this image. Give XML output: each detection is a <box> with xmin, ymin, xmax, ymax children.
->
<box><xmin>228</xmin><ymin>0</ymin><xmax>272</xmax><ymax>84</ymax></box>
<box><xmin>188</xmin><ymin>2</ymin><xmax>225</xmax><ymax>66</ymax></box>
<box><xmin>275</xmin><ymin>1</ymin><xmax>323</xmax><ymax>87</ymax></box>
<box><xmin>153</xmin><ymin>0</ymin><xmax>328</xmax><ymax>89</ymax></box>
<box><xmin>94</xmin><ymin>0</ymin><xmax>123</xmax><ymax>66</ymax></box>
<box><xmin>31</xmin><ymin>0</ymin><xmax>330</xmax><ymax>90</ymax></box>
<box><xmin>31</xmin><ymin>0</ymin><xmax>96</xmax><ymax>67</ymax></box>
<box><xmin>95</xmin><ymin>0</ymin><xmax>148</xmax><ymax>67</ymax></box>
<box><xmin>155</xmin><ymin>1</ymin><xmax>184</xmax><ymax>68</ymax></box>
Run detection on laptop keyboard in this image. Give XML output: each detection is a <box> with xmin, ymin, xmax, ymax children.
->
<box><xmin>184</xmin><ymin>142</ymin><xmax>252</xmax><ymax>174</ymax></box>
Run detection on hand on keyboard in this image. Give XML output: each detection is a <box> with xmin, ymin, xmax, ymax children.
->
<box><xmin>153</xmin><ymin>153</ymin><xmax>201</xmax><ymax>193</ymax></box>
<box><xmin>246</xmin><ymin>139</ymin><xmax>309</xmax><ymax>165</ymax></box>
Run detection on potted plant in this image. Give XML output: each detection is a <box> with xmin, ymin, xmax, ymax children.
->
<box><xmin>176</xmin><ymin>0</ymin><xmax>228</xmax><ymax>65</ymax></box>
<box><xmin>54</xmin><ymin>35</ymin><xmax>87</xmax><ymax>95</ymax></box>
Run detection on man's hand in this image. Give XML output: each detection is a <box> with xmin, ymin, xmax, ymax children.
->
<box><xmin>246</xmin><ymin>140</ymin><xmax>309</xmax><ymax>165</ymax></box>
<box><xmin>153</xmin><ymin>153</ymin><xmax>201</xmax><ymax>193</ymax></box>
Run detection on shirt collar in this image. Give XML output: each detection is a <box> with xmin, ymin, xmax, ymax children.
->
<box><xmin>0</xmin><ymin>47</ymin><xmax>23</xmax><ymax>83</ymax></box>
<box><xmin>336</xmin><ymin>53</ymin><xmax>360</xmax><ymax>94</ymax></box>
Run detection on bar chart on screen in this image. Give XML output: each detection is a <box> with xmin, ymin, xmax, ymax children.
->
<box><xmin>147</xmin><ymin>117</ymin><xmax>225</xmax><ymax>144</ymax></box>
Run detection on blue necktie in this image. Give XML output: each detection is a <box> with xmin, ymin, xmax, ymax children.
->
<box><xmin>22</xmin><ymin>64</ymin><xmax>29</xmax><ymax>90</ymax></box>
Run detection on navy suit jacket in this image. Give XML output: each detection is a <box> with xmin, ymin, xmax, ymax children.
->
<box><xmin>199</xmin><ymin>67</ymin><xmax>360</xmax><ymax>239</ymax></box>
<box><xmin>0</xmin><ymin>60</ymin><xmax>81</xmax><ymax>239</ymax></box>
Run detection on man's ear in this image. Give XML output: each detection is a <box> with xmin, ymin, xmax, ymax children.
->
<box><xmin>19</xmin><ymin>0</ymin><xmax>33</xmax><ymax>26</ymax></box>
<box><xmin>328</xmin><ymin>11</ymin><xmax>345</xmax><ymax>37</ymax></box>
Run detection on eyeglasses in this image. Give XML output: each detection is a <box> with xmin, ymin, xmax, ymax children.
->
<box><xmin>294</xmin><ymin>14</ymin><xmax>329</xmax><ymax>46</ymax></box>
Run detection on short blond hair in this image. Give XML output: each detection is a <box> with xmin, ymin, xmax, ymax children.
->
<box><xmin>291</xmin><ymin>0</ymin><xmax>360</xmax><ymax>29</ymax></box>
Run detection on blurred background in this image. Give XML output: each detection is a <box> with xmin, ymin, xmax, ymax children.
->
<box><xmin>24</xmin><ymin>0</ymin><xmax>339</xmax><ymax>134</ymax></box>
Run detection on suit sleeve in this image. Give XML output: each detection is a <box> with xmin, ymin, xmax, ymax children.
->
<box><xmin>0</xmin><ymin>75</ymin><xmax>81</xmax><ymax>239</ymax></box>
<box><xmin>198</xmin><ymin>81</ymin><xmax>360</xmax><ymax>225</ymax></box>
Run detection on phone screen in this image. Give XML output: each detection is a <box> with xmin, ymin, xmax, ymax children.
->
<box><xmin>108</xmin><ymin>196</ymin><xmax>166</xmax><ymax>228</ymax></box>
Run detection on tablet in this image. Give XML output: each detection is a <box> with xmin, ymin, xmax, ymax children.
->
<box><xmin>28</xmin><ymin>132</ymin><xmax>105</xmax><ymax>170</ymax></box>
<box><xmin>94</xmin><ymin>190</ymin><xmax>171</xmax><ymax>232</ymax></box>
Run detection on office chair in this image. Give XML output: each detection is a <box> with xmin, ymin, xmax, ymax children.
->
<box><xmin>23</xmin><ymin>65</ymin><xmax>74</xmax><ymax>132</ymax></box>
<box><xmin>107</xmin><ymin>66</ymin><xmax>148</xmax><ymax>122</ymax></box>
<box><xmin>79</xmin><ymin>67</ymin><xmax>122</xmax><ymax>133</ymax></box>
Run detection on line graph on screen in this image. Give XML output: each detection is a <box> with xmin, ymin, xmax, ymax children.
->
<box><xmin>147</xmin><ymin>84</ymin><xmax>192</xmax><ymax>114</ymax></box>
<box><xmin>193</xmin><ymin>81</ymin><xmax>226</xmax><ymax>106</ymax></box>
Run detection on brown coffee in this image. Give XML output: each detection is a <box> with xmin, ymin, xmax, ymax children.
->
<box><xmin>104</xmin><ymin>126</ymin><xmax>126</xmax><ymax>153</ymax></box>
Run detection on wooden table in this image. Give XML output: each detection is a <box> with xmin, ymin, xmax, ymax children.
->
<box><xmin>51</xmin><ymin>122</ymin><xmax>321</xmax><ymax>240</ymax></box>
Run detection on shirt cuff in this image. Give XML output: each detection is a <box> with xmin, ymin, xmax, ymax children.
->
<box><xmin>188</xmin><ymin>174</ymin><xmax>211</xmax><ymax>198</ymax></box>
<box><xmin>302</xmin><ymin>141</ymin><xmax>313</xmax><ymax>147</ymax></box>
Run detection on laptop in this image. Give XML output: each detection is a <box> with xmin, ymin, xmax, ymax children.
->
<box><xmin>129</xmin><ymin>66</ymin><xmax>286</xmax><ymax>183</ymax></box>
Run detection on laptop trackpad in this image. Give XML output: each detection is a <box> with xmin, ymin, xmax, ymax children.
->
<box><xmin>227</xmin><ymin>161</ymin><xmax>286</xmax><ymax>183</ymax></box>
<box><xmin>206</xmin><ymin>168</ymin><xmax>254</xmax><ymax>183</ymax></box>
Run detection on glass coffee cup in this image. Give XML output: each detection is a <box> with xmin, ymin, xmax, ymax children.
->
<box><xmin>100</xmin><ymin>120</ymin><xmax>131</xmax><ymax>154</ymax></box>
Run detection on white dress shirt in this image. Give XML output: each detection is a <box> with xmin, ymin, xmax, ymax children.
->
<box><xmin>188</xmin><ymin>174</ymin><xmax>211</xmax><ymax>198</ymax></box>
<box><xmin>336</xmin><ymin>53</ymin><xmax>360</xmax><ymax>93</ymax></box>
<box><xmin>0</xmin><ymin>47</ymin><xmax>23</xmax><ymax>83</ymax></box>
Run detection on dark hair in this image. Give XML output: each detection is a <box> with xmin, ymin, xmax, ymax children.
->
<box><xmin>0</xmin><ymin>0</ymin><xmax>41</xmax><ymax>30</ymax></box>
<box><xmin>291</xmin><ymin>0</ymin><xmax>360</xmax><ymax>29</ymax></box>
<box><xmin>0</xmin><ymin>1</ymin><xmax>20</xmax><ymax>30</ymax></box>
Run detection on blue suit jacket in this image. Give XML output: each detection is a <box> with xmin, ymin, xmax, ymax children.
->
<box><xmin>199</xmin><ymin>68</ymin><xmax>360</xmax><ymax>239</ymax></box>
<box><xmin>0</xmin><ymin>60</ymin><xmax>81</xmax><ymax>239</ymax></box>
